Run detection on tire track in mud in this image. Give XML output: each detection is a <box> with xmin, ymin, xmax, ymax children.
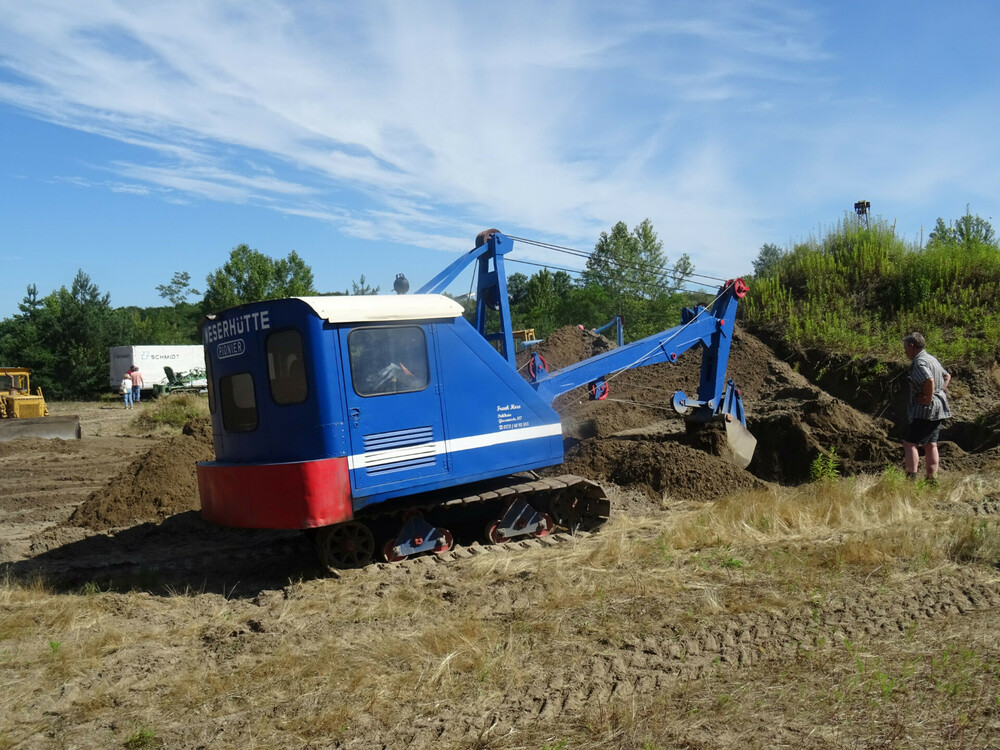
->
<box><xmin>534</xmin><ymin>571</ymin><xmax>1000</xmax><ymax>720</ymax></box>
<box><xmin>354</xmin><ymin>569</ymin><xmax>1000</xmax><ymax>748</ymax></box>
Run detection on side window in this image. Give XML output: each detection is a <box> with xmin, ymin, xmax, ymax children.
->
<box><xmin>267</xmin><ymin>330</ymin><xmax>308</xmax><ymax>405</ymax></box>
<box><xmin>220</xmin><ymin>373</ymin><xmax>257</xmax><ymax>432</ymax></box>
<box><xmin>348</xmin><ymin>326</ymin><xmax>429</xmax><ymax>397</ymax></box>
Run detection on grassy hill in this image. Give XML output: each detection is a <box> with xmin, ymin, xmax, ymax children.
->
<box><xmin>742</xmin><ymin>215</ymin><xmax>1000</xmax><ymax>366</ymax></box>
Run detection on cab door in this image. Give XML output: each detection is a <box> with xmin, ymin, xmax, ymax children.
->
<box><xmin>340</xmin><ymin>323</ymin><xmax>449</xmax><ymax>494</ymax></box>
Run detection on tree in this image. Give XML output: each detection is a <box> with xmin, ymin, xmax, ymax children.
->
<box><xmin>506</xmin><ymin>272</ymin><xmax>529</xmax><ymax>309</ymax></box>
<box><xmin>350</xmin><ymin>274</ymin><xmax>380</xmax><ymax>295</ymax></box>
<box><xmin>668</xmin><ymin>253</ymin><xmax>694</xmax><ymax>291</ymax></box>
<box><xmin>0</xmin><ymin>271</ymin><xmax>134</xmax><ymax>398</ymax></box>
<box><xmin>519</xmin><ymin>269</ymin><xmax>574</xmax><ymax>335</ymax></box>
<box><xmin>582</xmin><ymin>219</ymin><xmax>667</xmax><ymax>303</ymax></box>
<box><xmin>753</xmin><ymin>243</ymin><xmax>783</xmax><ymax>277</ymax></box>
<box><xmin>156</xmin><ymin>271</ymin><xmax>201</xmax><ymax>306</ymax></box>
<box><xmin>202</xmin><ymin>244</ymin><xmax>316</xmax><ymax>312</ymax></box>
<box><xmin>927</xmin><ymin>208</ymin><xmax>996</xmax><ymax>249</ymax></box>
<box><xmin>126</xmin><ymin>303</ymin><xmax>202</xmax><ymax>345</ymax></box>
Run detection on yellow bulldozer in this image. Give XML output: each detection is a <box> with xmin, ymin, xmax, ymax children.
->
<box><xmin>0</xmin><ymin>367</ymin><xmax>81</xmax><ymax>441</ymax></box>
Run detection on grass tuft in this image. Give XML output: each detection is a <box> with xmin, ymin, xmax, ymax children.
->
<box><xmin>132</xmin><ymin>393</ymin><xmax>209</xmax><ymax>432</ymax></box>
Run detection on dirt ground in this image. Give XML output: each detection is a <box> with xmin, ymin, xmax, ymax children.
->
<box><xmin>3</xmin><ymin>329</ymin><xmax>1000</xmax><ymax>749</ymax></box>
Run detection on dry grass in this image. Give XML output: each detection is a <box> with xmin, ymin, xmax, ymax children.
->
<box><xmin>3</xmin><ymin>473</ymin><xmax>1000</xmax><ymax>748</ymax></box>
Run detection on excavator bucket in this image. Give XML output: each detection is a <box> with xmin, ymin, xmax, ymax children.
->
<box><xmin>722</xmin><ymin>419</ymin><xmax>757</xmax><ymax>470</ymax></box>
<box><xmin>0</xmin><ymin>415</ymin><xmax>81</xmax><ymax>442</ymax></box>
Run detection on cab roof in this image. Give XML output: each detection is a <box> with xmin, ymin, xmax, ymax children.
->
<box><xmin>293</xmin><ymin>294</ymin><xmax>464</xmax><ymax>324</ymax></box>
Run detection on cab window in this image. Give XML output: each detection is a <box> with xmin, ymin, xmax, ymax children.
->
<box><xmin>348</xmin><ymin>326</ymin><xmax>429</xmax><ymax>397</ymax></box>
<box><xmin>267</xmin><ymin>330</ymin><xmax>308</xmax><ymax>405</ymax></box>
<box><xmin>220</xmin><ymin>373</ymin><xmax>257</xmax><ymax>432</ymax></box>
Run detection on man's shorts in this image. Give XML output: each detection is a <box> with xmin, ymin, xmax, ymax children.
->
<box><xmin>905</xmin><ymin>418</ymin><xmax>943</xmax><ymax>445</ymax></box>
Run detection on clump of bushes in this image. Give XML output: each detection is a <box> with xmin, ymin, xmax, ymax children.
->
<box><xmin>743</xmin><ymin>211</ymin><xmax>1000</xmax><ymax>365</ymax></box>
<box><xmin>134</xmin><ymin>392</ymin><xmax>209</xmax><ymax>430</ymax></box>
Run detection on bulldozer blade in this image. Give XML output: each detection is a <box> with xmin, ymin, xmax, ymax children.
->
<box><xmin>0</xmin><ymin>415</ymin><xmax>82</xmax><ymax>442</ymax></box>
<box><xmin>723</xmin><ymin>419</ymin><xmax>756</xmax><ymax>470</ymax></box>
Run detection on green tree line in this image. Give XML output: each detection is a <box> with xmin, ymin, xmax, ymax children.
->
<box><xmin>0</xmin><ymin>244</ymin><xmax>317</xmax><ymax>399</ymax></box>
<box><xmin>7</xmin><ymin>207</ymin><xmax>990</xmax><ymax>401</ymax></box>
<box><xmin>0</xmin><ymin>223</ymin><xmax>700</xmax><ymax>399</ymax></box>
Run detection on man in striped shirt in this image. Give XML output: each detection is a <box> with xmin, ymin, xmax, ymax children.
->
<box><xmin>902</xmin><ymin>332</ymin><xmax>951</xmax><ymax>483</ymax></box>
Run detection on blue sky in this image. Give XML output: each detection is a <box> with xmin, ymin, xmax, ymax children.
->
<box><xmin>1</xmin><ymin>1</ymin><xmax>997</xmax><ymax>319</ymax></box>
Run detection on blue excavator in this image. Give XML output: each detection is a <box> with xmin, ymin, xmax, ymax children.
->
<box><xmin>196</xmin><ymin>230</ymin><xmax>755</xmax><ymax>569</ymax></box>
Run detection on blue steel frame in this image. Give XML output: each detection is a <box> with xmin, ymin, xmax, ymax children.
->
<box><xmin>417</xmin><ymin>230</ymin><xmax>517</xmax><ymax>367</ymax></box>
<box><xmin>419</xmin><ymin>231</ymin><xmax>748</xmax><ymax>427</ymax></box>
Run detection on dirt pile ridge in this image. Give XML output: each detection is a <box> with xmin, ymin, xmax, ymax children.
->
<box><xmin>67</xmin><ymin>418</ymin><xmax>214</xmax><ymax>531</ymax></box>
<box><xmin>0</xmin><ymin>436</ymin><xmax>81</xmax><ymax>458</ymax></box>
<box><xmin>561</xmin><ymin>436</ymin><xmax>768</xmax><ymax>501</ymax></box>
<box><xmin>516</xmin><ymin>324</ymin><xmax>617</xmax><ymax>371</ymax></box>
<box><xmin>527</xmin><ymin>324</ymin><xmax>899</xmax><ymax>496</ymax></box>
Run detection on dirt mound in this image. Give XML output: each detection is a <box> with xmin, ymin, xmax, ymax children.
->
<box><xmin>0</xmin><ymin>436</ymin><xmax>81</xmax><ymax>457</ymax></box>
<box><xmin>548</xmin><ymin>325</ymin><xmax>777</xmax><ymax>440</ymax></box>
<box><xmin>561</xmin><ymin>435</ymin><xmax>769</xmax><ymax>501</ymax></box>
<box><xmin>518</xmin><ymin>325</ymin><xmax>617</xmax><ymax>371</ymax></box>
<box><xmin>749</xmin><ymin>389</ymin><xmax>897</xmax><ymax>482</ymax></box>
<box><xmin>181</xmin><ymin>416</ymin><xmax>214</xmax><ymax>443</ymax></box>
<box><xmin>532</xmin><ymin>324</ymin><xmax>899</xmax><ymax>494</ymax></box>
<box><xmin>67</xmin><ymin>418</ymin><xmax>214</xmax><ymax>531</ymax></box>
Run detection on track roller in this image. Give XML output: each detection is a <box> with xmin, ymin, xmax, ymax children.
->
<box><xmin>485</xmin><ymin>498</ymin><xmax>553</xmax><ymax>544</ymax></box>
<box><xmin>383</xmin><ymin>512</ymin><xmax>454</xmax><ymax>562</ymax></box>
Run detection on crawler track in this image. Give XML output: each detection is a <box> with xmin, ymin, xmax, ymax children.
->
<box><xmin>316</xmin><ymin>473</ymin><xmax>610</xmax><ymax>570</ymax></box>
<box><xmin>3</xmin><ymin>475</ymin><xmax>606</xmax><ymax>592</ymax></box>
<box><xmin>356</xmin><ymin>473</ymin><xmax>609</xmax><ymax>526</ymax></box>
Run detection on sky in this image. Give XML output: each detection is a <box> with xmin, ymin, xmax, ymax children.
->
<box><xmin>1</xmin><ymin>1</ymin><xmax>998</xmax><ymax>319</ymax></box>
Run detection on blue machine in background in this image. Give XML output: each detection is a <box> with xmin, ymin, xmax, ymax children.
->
<box><xmin>592</xmin><ymin>316</ymin><xmax>624</xmax><ymax>347</ymax></box>
<box><xmin>197</xmin><ymin>230</ymin><xmax>755</xmax><ymax>570</ymax></box>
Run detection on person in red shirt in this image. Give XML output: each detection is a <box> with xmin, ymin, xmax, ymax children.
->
<box><xmin>129</xmin><ymin>365</ymin><xmax>144</xmax><ymax>403</ymax></box>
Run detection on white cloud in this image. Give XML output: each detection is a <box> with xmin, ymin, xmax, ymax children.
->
<box><xmin>1</xmin><ymin>0</ymin><xmax>996</xmax><ymax>285</ymax></box>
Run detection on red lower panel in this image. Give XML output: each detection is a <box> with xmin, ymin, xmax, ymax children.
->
<box><xmin>197</xmin><ymin>457</ymin><xmax>353</xmax><ymax>529</ymax></box>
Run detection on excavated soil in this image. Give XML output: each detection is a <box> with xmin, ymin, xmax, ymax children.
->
<box><xmin>3</xmin><ymin>328</ymin><xmax>1000</xmax><ymax>749</ymax></box>
<box><xmin>528</xmin><ymin>324</ymin><xmax>900</xmax><ymax>493</ymax></box>
<box><xmin>66</xmin><ymin>419</ymin><xmax>214</xmax><ymax>531</ymax></box>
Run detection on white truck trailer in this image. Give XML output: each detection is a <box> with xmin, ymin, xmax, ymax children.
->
<box><xmin>109</xmin><ymin>345</ymin><xmax>206</xmax><ymax>391</ymax></box>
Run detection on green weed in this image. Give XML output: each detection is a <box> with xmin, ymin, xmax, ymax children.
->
<box><xmin>124</xmin><ymin>727</ymin><xmax>159</xmax><ymax>749</ymax></box>
<box><xmin>743</xmin><ymin>212</ymin><xmax>1000</xmax><ymax>365</ymax></box>
<box><xmin>810</xmin><ymin>448</ymin><xmax>841</xmax><ymax>482</ymax></box>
